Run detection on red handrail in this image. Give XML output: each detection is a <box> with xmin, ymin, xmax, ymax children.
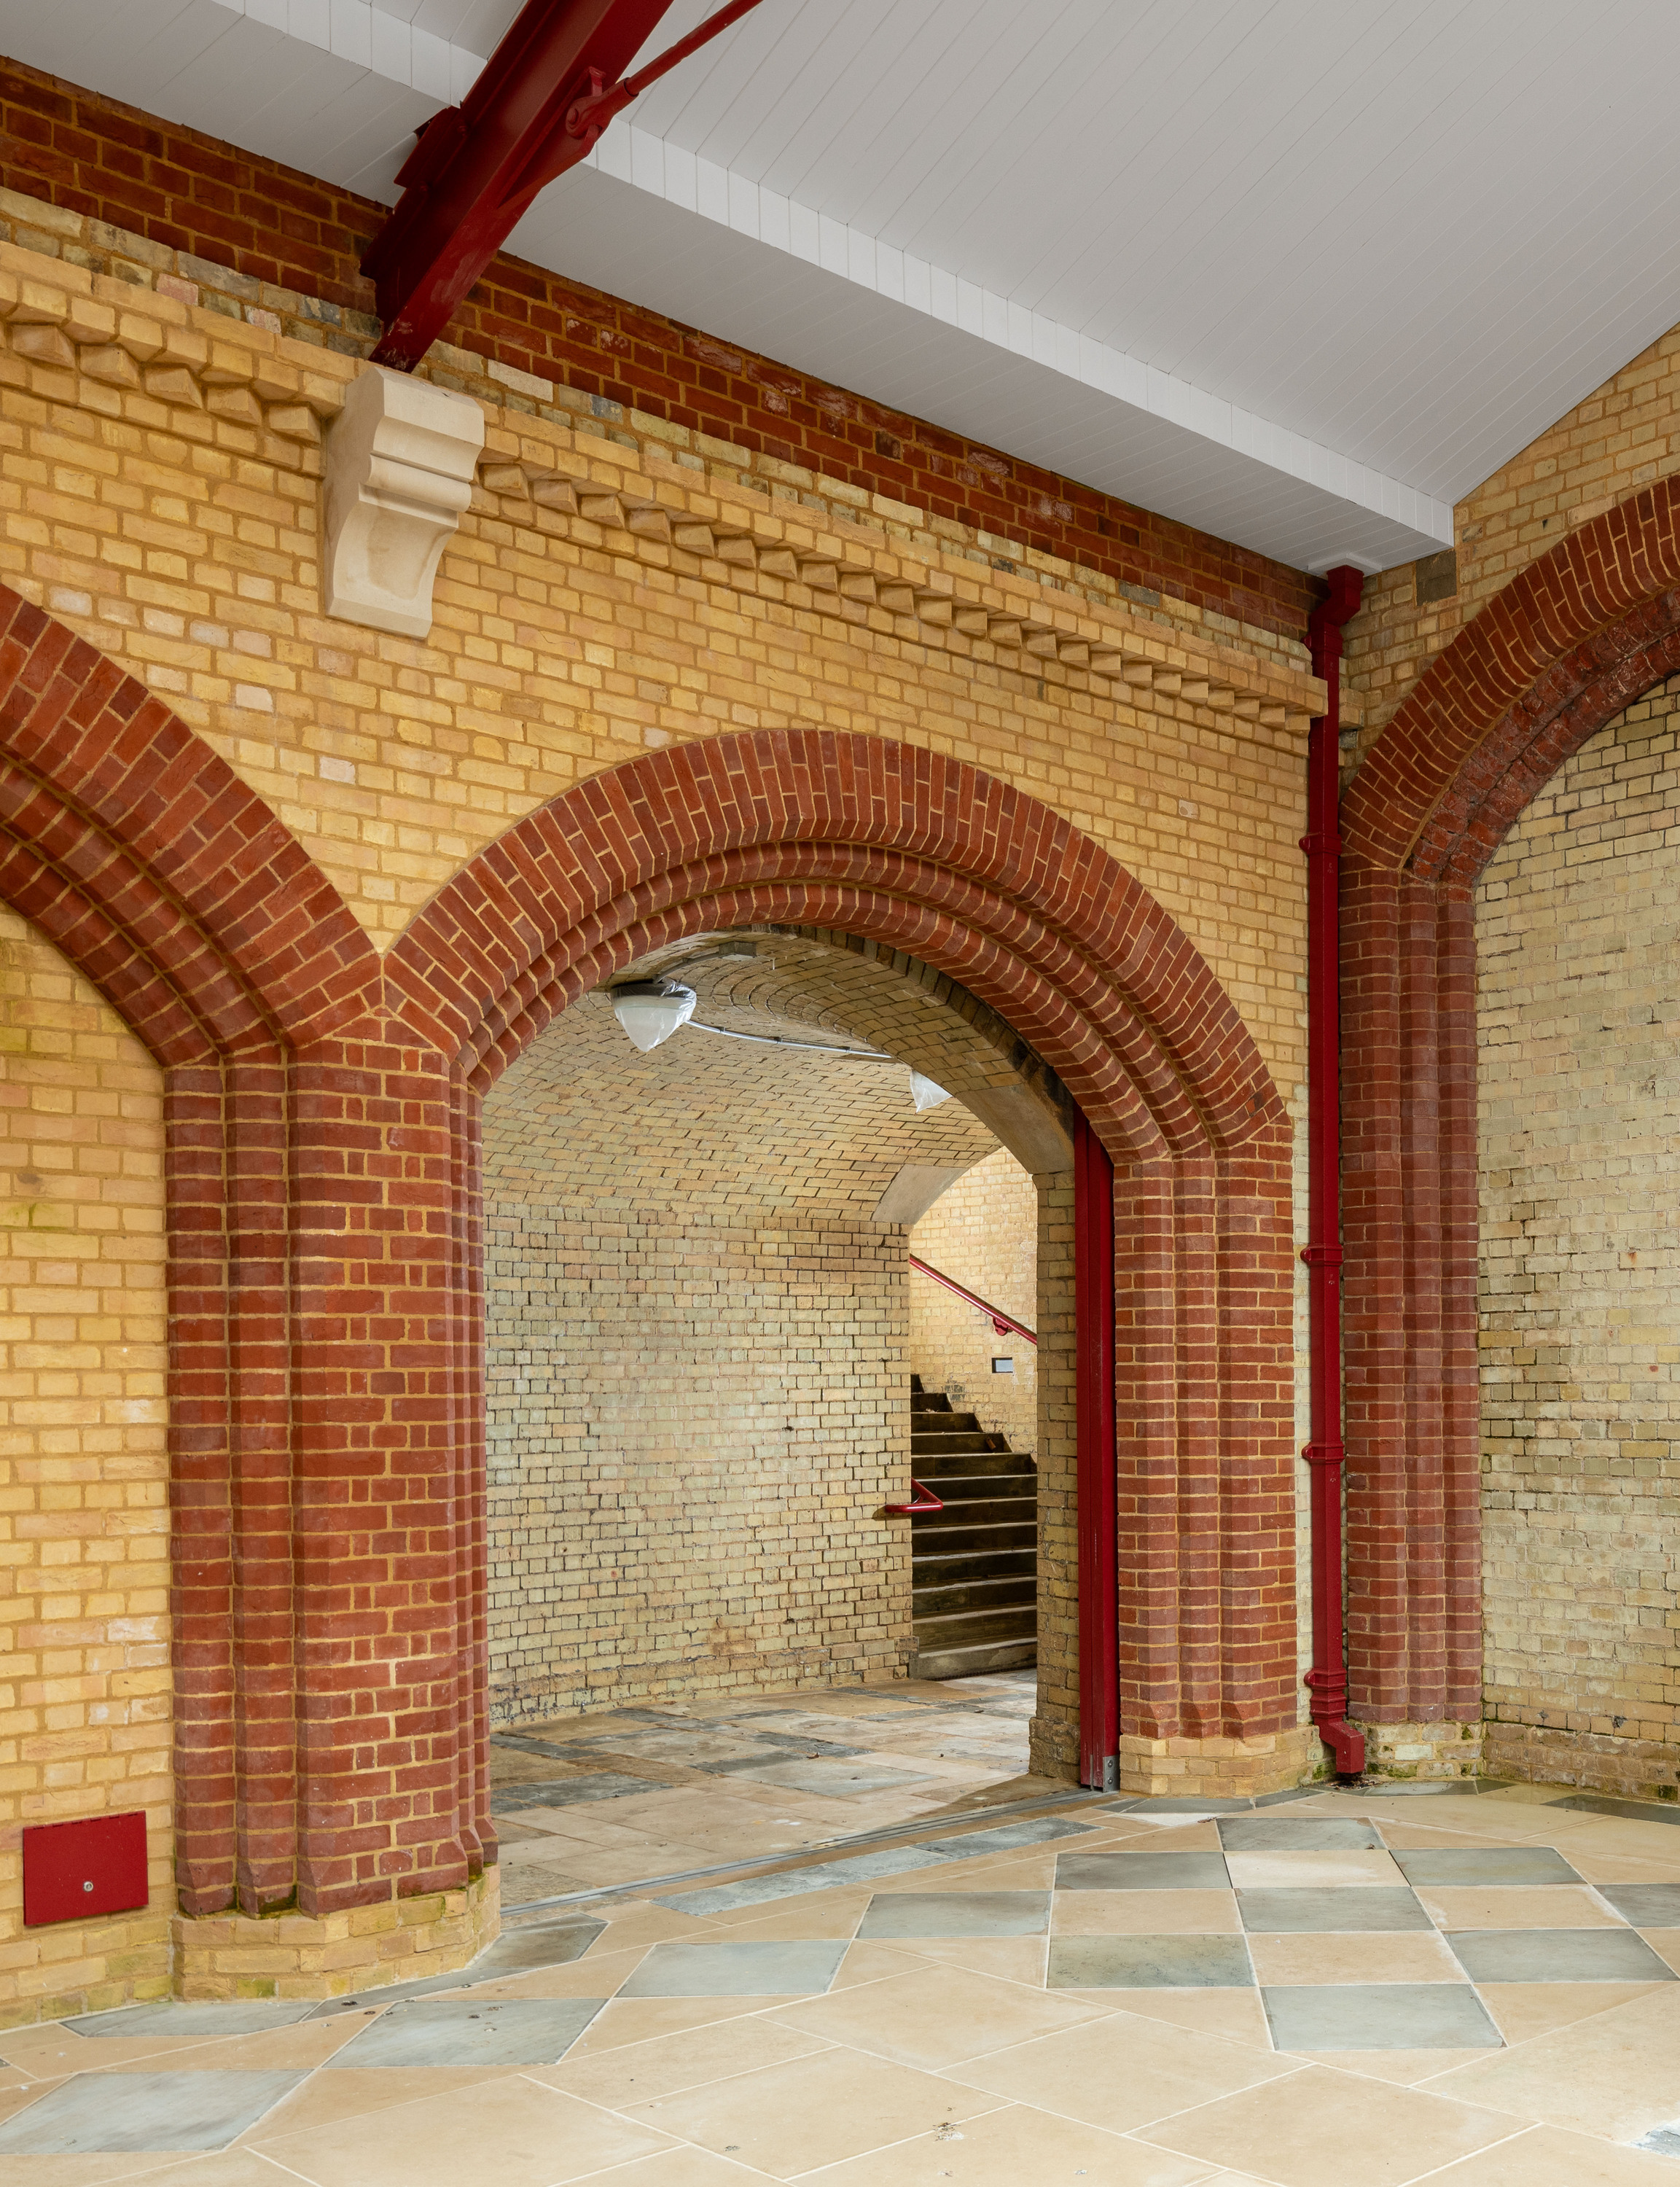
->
<box><xmin>908</xmin><ymin>1255</ymin><xmax>1038</xmax><ymax>1345</ymax></box>
<box><xmin>883</xmin><ymin>1479</ymin><xmax>945</xmax><ymax>1516</ymax></box>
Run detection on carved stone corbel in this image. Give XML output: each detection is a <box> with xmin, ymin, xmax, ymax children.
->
<box><xmin>322</xmin><ymin>366</ymin><xmax>485</xmax><ymax>637</ymax></box>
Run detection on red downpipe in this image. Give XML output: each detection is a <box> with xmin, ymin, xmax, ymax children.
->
<box><xmin>1074</xmin><ymin>1110</ymin><xmax>1118</xmax><ymax>1790</ymax></box>
<box><xmin>1303</xmin><ymin>566</ymin><xmax>1367</xmax><ymax>1780</ymax></box>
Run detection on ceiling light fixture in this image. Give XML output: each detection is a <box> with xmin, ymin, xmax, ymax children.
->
<box><xmin>610</xmin><ymin>981</ymin><xmax>697</xmax><ymax>1052</ymax></box>
<box><xmin>910</xmin><ymin>1072</ymin><xmax>951</xmax><ymax>1111</ymax></box>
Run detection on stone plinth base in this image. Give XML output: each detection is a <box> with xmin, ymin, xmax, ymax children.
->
<box><xmin>1120</xmin><ymin>1726</ymin><xmax>1320</xmax><ymax>1798</ymax></box>
<box><xmin>1484</xmin><ymin>1722</ymin><xmax>1680</xmax><ymax>1803</ymax></box>
<box><xmin>1354</xmin><ymin>1720</ymin><xmax>1484</xmax><ymax>1781</ymax></box>
<box><xmin>173</xmin><ymin>1868</ymin><xmax>500</xmax><ymax>2003</ymax></box>
<box><xmin>0</xmin><ymin>1901</ymin><xmax>173</xmax><ymax>2032</ymax></box>
<box><xmin>1029</xmin><ymin>1708</ymin><xmax>1079</xmax><ymax>1785</ymax></box>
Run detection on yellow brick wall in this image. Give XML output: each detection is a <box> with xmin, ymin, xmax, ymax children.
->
<box><xmin>0</xmin><ymin>238</ymin><xmax>1320</xmax><ymax>1111</ymax></box>
<box><xmin>1477</xmin><ymin>677</ymin><xmax>1680</xmax><ymax>1792</ymax></box>
<box><xmin>483</xmin><ymin>981</ymin><xmax>1001</xmax><ymax>1720</ymax></box>
<box><xmin>0</xmin><ymin>911</ymin><xmax>170</xmax><ymax>2023</ymax></box>
<box><xmin>908</xmin><ymin>1148</ymin><xmax>1039</xmax><ymax>1454</ymax></box>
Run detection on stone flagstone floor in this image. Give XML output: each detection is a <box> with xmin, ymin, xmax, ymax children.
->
<box><xmin>5</xmin><ymin>1769</ymin><xmax>1680</xmax><ymax>2181</ymax></box>
<box><xmin>488</xmin><ymin>1672</ymin><xmax>1042</xmax><ymax>1906</ymax></box>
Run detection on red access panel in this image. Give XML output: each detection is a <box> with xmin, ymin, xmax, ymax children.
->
<box><xmin>23</xmin><ymin>1812</ymin><xmax>149</xmax><ymax>1927</ymax></box>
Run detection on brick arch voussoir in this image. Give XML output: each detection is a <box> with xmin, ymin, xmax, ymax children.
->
<box><xmin>1429</xmin><ymin>596</ymin><xmax>1680</xmax><ymax>893</ymax></box>
<box><xmin>1344</xmin><ymin>479</ymin><xmax>1680</xmax><ymax>873</ymax></box>
<box><xmin>391</xmin><ymin>732</ymin><xmax>1280</xmax><ymax>1163</ymax></box>
<box><xmin>466</xmin><ymin>876</ymin><xmax>1171</xmax><ymax>1161</ymax></box>
<box><xmin>0</xmin><ymin>587</ymin><xmax>378</xmax><ymax>1059</ymax></box>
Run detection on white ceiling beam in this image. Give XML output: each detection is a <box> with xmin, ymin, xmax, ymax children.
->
<box><xmin>511</xmin><ymin>125</ymin><xmax>1451</xmax><ymax>571</ymax></box>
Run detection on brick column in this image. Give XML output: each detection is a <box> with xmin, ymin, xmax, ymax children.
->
<box><xmin>1340</xmin><ymin>855</ymin><xmax>1487</xmax><ymax>1769</ymax></box>
<box><xmin>289</xmin><ymin>1020</ymin><xmax>488</xmax><ymax>1914</ymax></box>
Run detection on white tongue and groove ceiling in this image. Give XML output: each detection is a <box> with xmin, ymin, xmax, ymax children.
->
<box><xmin>7</xmin><ymin>0</ymin><xmax>1680</xmax><ymax>573</ymax></box>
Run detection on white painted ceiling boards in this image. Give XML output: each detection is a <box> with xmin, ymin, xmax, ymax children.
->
<box><xmin>4</xmin><ymin>0</ymin><xmax>1678</xmax><ymax>572</ymax></box>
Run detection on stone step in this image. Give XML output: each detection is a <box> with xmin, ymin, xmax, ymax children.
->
<box><xmin>914</xmin><ymin>1572</ymin><xmax>1036</xmax><ymax>1617</ymax></box>
<box><xmin>910</xmin><ymin>1518</ymin><xmax>1036</xmax><ymax>1556</ymax></box>
<box><xmin>910</xmin><ymin>1437</ymin><xmax>1012</xmax><ymax>1462</ymax></box>
<box><xmin>913</xmin><ymin>1491</ymin><xmax>1035</xmax><ymax>1529</ymax></box>
<box><xmin>912</xmin><ymin>1414</ymin><xmax>994</xmax><ymax>1441</ymax></box>
<box><xmin>913</xmin><ymin>1468</ymin><xmax>1036</xmax><ymax>1502</ymax></box>
<box><xmin>913</xmin><ymin>1602</ymin><xmax>1038</xmax><ymax>1650</ymax></box>
<box><xmin>912</xmin><ymin>1445</ymin><xmax>1030</xmax><ymax>1476</ymax></box>
<box><xmin>910</xmin><ymin>1365</ymin><xmax>1037</xmax><ymax>1675</ymax></box>
<box><xmin>912</xmin><ymin>1637</ymin><xmax>1038</xmax><ymax>1680</ymax></box>
<box><xmin>913</xmin><ymin>1545</ymin><xmax>1036</xmax><ymax>1586</ymax></box>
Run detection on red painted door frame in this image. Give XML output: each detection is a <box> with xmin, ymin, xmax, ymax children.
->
<box><xmin>1074</xmin><ymin>1108</ymin><xmax>1119</xmax><ymax>1788</ymax></box>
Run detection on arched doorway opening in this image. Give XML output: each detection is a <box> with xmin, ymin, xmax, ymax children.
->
<box><xmin>477</xmin><ymin>923</ymin><xmax>1082</xmax><ymax>1893</ymax></box>
<box><xmin>391</xmin><ymin>725</ymin><xmax>1302</xmax><ymax>1841</ymax></box>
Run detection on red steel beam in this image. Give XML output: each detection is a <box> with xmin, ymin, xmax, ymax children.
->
<box><xmin>364</xmin><ymin>0</ymin><xmax>762</xmax><ymax>370</ymax></box>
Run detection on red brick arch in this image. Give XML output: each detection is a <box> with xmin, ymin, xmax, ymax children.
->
<box><xmin>0</xmin><ymin>590</ymin><xmax>509</xmax><ymax>1933</ymax></box>
<box><xmin>0</xmin><ymin>598</ymin><xmax>1306</xmax><ymax>1943</ymax></box>
<box><xmin>394</xmin><ymin>732</ymin><xmax>1302</xmax><ymax>1761</ymax></box>
<box><xmin>1339</xmin><ymin>486</ymin><xmax>1680</xmax><ymax>1728</ymax></box>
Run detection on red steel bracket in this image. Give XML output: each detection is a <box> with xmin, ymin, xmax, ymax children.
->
<box><xmin>365</xmin><ymin>0</ymin><xmax>766</xmax><ymax>370</ymax></box>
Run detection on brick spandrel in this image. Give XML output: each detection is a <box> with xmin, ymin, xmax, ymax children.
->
<box><xmin>0</xmin><ymin>55</ymin><xmax>1317</xmax><ymax>647</ymax></box>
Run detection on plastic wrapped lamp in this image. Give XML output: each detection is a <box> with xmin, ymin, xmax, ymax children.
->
<box><xmin>910</xmin><ymin>1071</ymin><xmax>951</xmax><ymax>1111</ymax></box>
<box><xmin>612</xmin><ymin>982</ymin><xmax>697</xmax><ymax>1053</ymax></box>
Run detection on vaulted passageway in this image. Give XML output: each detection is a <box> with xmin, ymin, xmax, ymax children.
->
<box><xmin>479</xmin><ymin>927</ymin><xmax>1076</xmax><ymax>1820</ymax></box>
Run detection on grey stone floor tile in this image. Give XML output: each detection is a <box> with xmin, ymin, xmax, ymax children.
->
<box><xmin>620</xmin><ymin>1940</ymin><xmax>848</xmax><ymax>1996</ymax></box>
<box><xmin>1238</xmin><ymin>1887</ymin><xmax>1431</xmax><ymax>1933</ymax></box>
<box><xmin>732</xmin><ymin>1730</ymin><xmax>867</xmax><ymax>1758</ymax></box>
<box><xmin>1219</xmin><ymin>1817</ymin><xmax>1383</xmax><ymax>1851</ymax></box>
<box><xmin>582</xmin><ymin>1730</ymin><xmax>775</xmax><ymax>1766</ymax></box>
<box><xmin>1391</xmin><ymin>1847</ymin><xmax>1582</xmax><ymax>1887</ymax></box>
<box><xmin>1263</xmin><ymin>1983</ymin><xmax>1501</xmax><ymax>2051</ymax></box>
<box><xmin>63</xmin><ymin>2001</ymin><xmax>319</xmax><ymax>2038</ymax></box>
<box><xmin>722</xmin><ymin>1758</ymin><xmax>931</xmax><ymax>1796</ymax></box>
<box><xmin>657</xmin><ymin>1844</ymin><xmax>948</xmax><ymax>1917</ymax></box>
<box><xmin>921</xmin><ymin>1818</ymin><xmax>1095</xmax><ymax>1859</ymax></box>
<box><xmin>0</xmin><ymin>2072</ymin><xmax>308</xmax><ymax>2153</ymax></box>
<box><xmin>1048</xmin><ymin>1935</ymin><xmax>1254</xmax><ymax>1989</ymax></box>
<box><xmin>1598</xmin><ymin>1884</ymin><xmax>1680</xmax><ymax>1927</ymax></box>
<box><xmin>1116</xmin><ymin>1796</ymin><xmax>1256</xmax><ymax>1814</ymax></box>
<box><xmin>1550</xmin><ymin>1793</ymin><xmax>1680</xmax><ymax>1827</ymax></box>
<box><xmin>1056</xmin><ymin>1849</ymin><xmax>1230</xmax><ymax>1891</ymax></box>
<box><xmin>302</xmin><ymin>1919</ymin><xmax>608</xmax><ymax>2018</ymax></box>
<box><xmin>1367</xmin><ymin>1777</ymin><xmax>1513</xmax><ymax>1797</ymax></box>
<box><xmin>492</xmin><ymin>1734</ymin><xmax>596</xmax><ymax>1761</ymax></box>
<box><xmin>1448</xmin><ymin>1927</ymin><xmax>1680</xmax><ymax>1983</ymax></box>
<box><xmin>494</xmin><ymin>1771</ymin><xmax>661</xmax><ymax>1807</ymax></box>
<box><xmin>466</xmin><ymin>1917</ymin><xmax>608</xmax><ymax>1977</ymax></box>
<box><xmin>857</xmin><ymin>1891</ymin><xmax>1052</xmax><ymax>1938</ymax></box>
<box><xmin>327</xmin><ymin>1996</ymin><xmax>606</xmax><ymax>2067</ymax></box>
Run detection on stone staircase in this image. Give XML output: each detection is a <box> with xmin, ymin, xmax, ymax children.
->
<box><xmin>909</xmin><ymin>1373</ymin><xmax>1037</xmax><ymax>1678</ymax></box>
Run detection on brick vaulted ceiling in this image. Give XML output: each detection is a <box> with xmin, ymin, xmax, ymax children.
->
<box><xmin>5</xmin><ymin>1</ymin><xmax>1680</xmax><ymax>574</ymax></box>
